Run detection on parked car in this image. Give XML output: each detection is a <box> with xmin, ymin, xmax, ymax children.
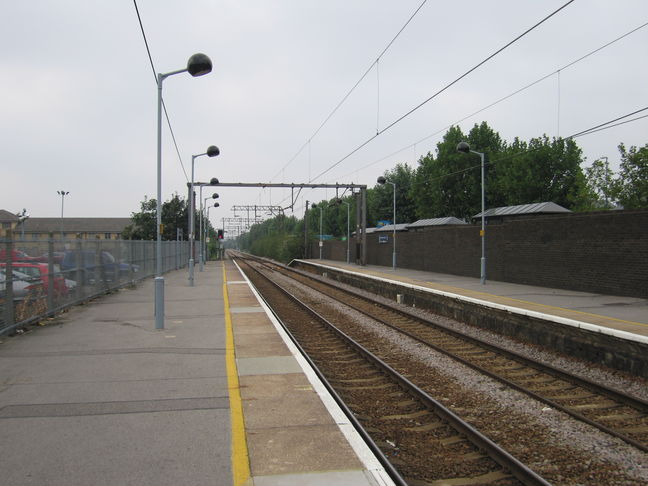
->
<box><xmin>0</xmin><ymin>268</ymin><xmax>45</xmax><ymax>300</ymax></box>
<box><xmin>33</xmin><ymin>252</ymin><xmax>65</xmax><ymax>265</ymax></box>
<box><xmin>0</xmin><ymin>262</ymin><xmax>69</xmax><ymax>297</ymax></box>
<box><xmin>0</xmin><ymin>249</ymin><xmax>35</xmax><ymax>262</ymax></box>
<box><xmin>60</xmin><ymin>250</ymin><xmax>139</xmax><ymax>284</ymax></box>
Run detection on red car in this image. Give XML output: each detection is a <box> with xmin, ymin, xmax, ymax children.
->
<box><xmin>0</xmin><ymin>262</ymin><xmax>68</xmax><ymax>297</ymax></box>
<box><xmin>0</xmin><ymin>249</ymin><xmax>35</xmax><ymax>262</ymax></box>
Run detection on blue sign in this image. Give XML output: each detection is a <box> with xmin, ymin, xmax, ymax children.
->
<box><xmin>378</xmin><ymin>235</ymin><xmax>389</xmax><ymax>244</ymax></box>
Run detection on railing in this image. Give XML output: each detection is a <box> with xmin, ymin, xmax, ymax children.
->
<box><xmin>0</xmin><ymin>234</ymin><xmax>189</xmax><ymax>334</ymax></box>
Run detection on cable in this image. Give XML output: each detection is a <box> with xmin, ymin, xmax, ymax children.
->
<box><xmin>311</xmin><ymin>0</ymin><xmax>577</xmax><ymax>183</ymax></box>
<box><xmin>336</xmin><ymin>19</ymin><xmax>648</xmax><ymax>181</ymax></box>
<box><xmin>132</xmin><ymin>0</ymin><xmax>189</xmax><ymax>182</ymax></box>
<box><xmin>269</xmin><ymin>0</ymin><xmax>429</xmax><ymax>183</ymax></box>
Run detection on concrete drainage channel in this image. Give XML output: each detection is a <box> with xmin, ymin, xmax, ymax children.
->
<box><xmin>290</xmin><ymin>260</ymin><xmax>648</xmax><ymax>379</ymax></box>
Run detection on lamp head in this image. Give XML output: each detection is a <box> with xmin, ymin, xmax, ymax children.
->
<box><xmin>456</xmin><ymin>141</ymin><xmax>471</xmax><ymax>153</ymax></box>
<box><xmin>187</xmin><ymin>53</ymin><xmax>212</xmax><ymax>77</ymax></box>
<box><xmin>377</xmin><ymin>176</ymin><xmax>386</xmax><ymax>185</ymax></box>
<box><xmin>212</xmin><ymin>193</ymin><xmax>219</xmax><ymax>199</ymax></box>
<box><xmin>311</xmin><ymin>203</ymin><xmax>317</xmax><ymax>209</ymax></box>
<box><xmin>207</xmin><ymin>145</ymin><xmax>220</xmax><ymax>157</ymax></box>
<box><xmin>213</xmin><ymin>202</ymin><xmax>219</xmax><ymax>208</ymax></box>
<box><xmin>210</xmin><ymin>177</ymin><xmax>219</xmax><ymax>185</ymax></box>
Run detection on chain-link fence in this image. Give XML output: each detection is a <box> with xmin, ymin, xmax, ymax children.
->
<box><xmin>0</xmin><ymin>234</ymin><xmax>189</xmax><ymax>334</ymax></box>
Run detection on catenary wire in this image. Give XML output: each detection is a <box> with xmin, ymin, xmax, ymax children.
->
<box><xmin>267</xmin><ymin>0</ymin><xmax>429</xmax><ymax>184</ymax></box>
<box><xmin>310</xmin><ymin>0</ymin><xmax>577</xmax><ymax>184</ymax></box>
<box><xmin>132</xmin><ymin>0</ymin><xmax>189</xmax><ymax>182</ymax></box>
<box><xmin>337</xmin><ymin>19</ymin><xmax>648</xmax><ymax>180</ymax></box>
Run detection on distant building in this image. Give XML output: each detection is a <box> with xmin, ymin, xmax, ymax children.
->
<box><xmin>0</xmin><ymin>210</ymin><xmax>20</xmax><ymax>238</ymax></box>
<box><xmin>473</xmin><ymin>202</ymin><xmax>571</xmax><ymax>223</ymax></box>
<box><xmin>9</xmin><ymin>217</ymin><xmax>132</xmax><ymax>241</ymax></box>
<box><xmin>407</xmin><ymin>217</ymin><xmax>467</xmax><ymax>231</ymax></box>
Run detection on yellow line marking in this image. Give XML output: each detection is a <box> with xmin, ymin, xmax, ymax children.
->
<box><xmin>223</xmin><ymin>261</ymin><xmax>251</xmax><ymax>485</ymax></box>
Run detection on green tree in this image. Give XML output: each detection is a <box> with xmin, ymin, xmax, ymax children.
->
<box><xmin>122</xmin><ymin>193</ymin><xmax>193</xmax><ymax>240</ymax></box>
<box><xmin>583</xmin><ymin>158</ymin><xmax>615</xmax><ymax>209</ymax></box>
<box><xmin>613</xmin><ymin>143</ymin><xmax>648</xmax><ymax>209</ymax></box>
<box><xmin>372</xmin><ymin>163</ymin><xmax>417</xmax><ymax>226</ymax></box>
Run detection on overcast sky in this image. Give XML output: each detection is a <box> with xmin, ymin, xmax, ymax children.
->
<box><xmin>2</xmin><ymin>1</ymin><xmax>647</xmax><ymax>228</ymax></box>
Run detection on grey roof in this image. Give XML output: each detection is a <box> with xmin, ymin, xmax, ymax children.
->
<box><xmin>408</xmin><ymin>217</ymin><xmax>467</xmax><ymax>228</ymax></box>
<box><xmin>21</xmin><ymin>218</ymin><xmax>132</xmax><ymax>233</ymax></box>
<box><xmin>473</xmin><ymin>202</ymin><xmax>571</xmax><ymax>218</ymax></box>
<box><xmin>375</xmin><ymin>223</ymin><xmax>410</xmax><ymax>232</ymax></box>
<box><xmin>0</xmin><ymin>210</ymin><xmax>19</xmax><ymax>222</ymax></box>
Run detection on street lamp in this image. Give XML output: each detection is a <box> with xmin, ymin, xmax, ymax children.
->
<box><xmin>188</xmin><ymin>145</ymin><xmax>219</xmax><ymax>286</ymax></box>
<box><xmin>200</xmin><ymin>194</ymin><xmax>219</xmax><ymax>271</ymax></box>
<box><xmin>155</xmin><ymin>53</ymin><xmax>212</xmax><ymax>330</ymax></box>
<box><xmin>331</xmin><ymin>199</ymin><xmax>351</xmax><ymax>264</ymax></box>
<box><xmin>204</xmin><ymin>202</ymin><xmax>219</xmax><ymax>262</ymax></box>
<box><xmin>377</xmin><ymin>176</ymin><xmax>396</xmax><ymax>270</ymax></box>
<box><xmin>312</xmin><ymin>203</ymin><xmax>323</xmax><ymax>260</ymax></box>
<box><xmin>457</xmin><ymin>141</ymin><xmax>486</xmax><ymax>285</ymax></box>
<box><xmin>57</xmin><ymin>190</ymin><xmax>69</xmax><ymax>240</ymax></box>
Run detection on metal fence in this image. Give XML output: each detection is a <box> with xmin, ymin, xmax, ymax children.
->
<box><xmin>0</xmin><ymin>235</ymin><xmax>189</xmax><ymax>334</ymax></box>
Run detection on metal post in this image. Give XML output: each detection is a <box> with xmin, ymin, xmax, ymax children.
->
<box><xmin>479</xmin><ymin>151</ymin><xmax>486</xmax><ymax>285</ymax></box>
<box><xmin>155</xmin><ymin>73</ymin><xmax>165</xmax><ymax>329</ymax></box>
<box><xmin>319</xmin><ymin>206</ymin><xmax>323</xmax><ymax>260</ymax></box>
<box><xmin>361</xmin><ymin>187</ymin><xmax>367</xmax><ymax>266</ymax></box>
<box><xmin>391</xmin><ymin>182</ymin><xmax>396</xmax><ymax>270</ymax></box>
<box><xmin>4</xmin><ymin>231</ymin><xmax>14</xmax><ymax>327</ymax></box>
<box><xmin>188</xmin><ymin>156</ymin><xmax>196</xmax><ymax>286</ymax></box>
<box><xmin>346</xmin><ymin>202</ymin><xmax>350</xmax><ymax>264</ymax></box>
<box><xmin>47</xmin><ymin>235</ymin><xmax>54</xmax><ymax>312</ymax></box>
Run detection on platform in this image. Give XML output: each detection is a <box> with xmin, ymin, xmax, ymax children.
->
<box><xmin>0</xmin><ymin>261</ymin><xmax>393</xmax><ymax>486</ymax></box>
<box><xmin>294</xmin><ymin>259</ymin><xmax>648</xmax><ymax>338</ymax></box>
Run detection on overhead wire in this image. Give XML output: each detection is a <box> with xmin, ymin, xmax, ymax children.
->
<box><xmin>310</xmin><ymin>0</ymin><xmax>577</xmax><ymax>183</ymax></box>
<box><xmin>132</xmin><ymin>0</ymin><xmax>189</xmax><ymax>182</ymax></box>
<box><xmin>267</xmin><ymin>0</ymin><xmax>429</xmax><ymax>184</ymax></box>
<box><xmin>337</xmin><ymin>19</ymin><xmax>648</xmax><ymax>180</ymax></box>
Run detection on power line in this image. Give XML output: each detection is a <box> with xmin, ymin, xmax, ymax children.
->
<box><xmin>338</xmin><ymin>19</ymin><xmax>648</xmax><ymax>180</ymax></box>
<box><xmin>268</xmin><ymin>0</ymin><xmax>429</xmax><ymax>183</ymax></box>
<box><xmin>132</xmin><ymin>0</ymin><xmax>189</xmax><ymax>182</ymax></box>
<box><xmin>311</xmin><ymin>0</ymin><xmax>577</xmax><ymax>183</ymax></box>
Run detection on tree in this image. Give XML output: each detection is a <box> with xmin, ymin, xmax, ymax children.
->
<box><xmin>583</xmin><ymin>158</ymin><xmax>615</xmax><ymax>209</ymax></box>
<box><xmin>372</xmin><ymin>163</ymin><xmax>417</xmax><ymax>226</ymax></box>
<box><xmin>122</xmin><ymin>193</ymin><xmax>192</xmax><ymax>240</ymax></box>
<box><xmin>613</xmin><ymin>143</ymin><xmax>648</xmax><ymax>209</ymax></box>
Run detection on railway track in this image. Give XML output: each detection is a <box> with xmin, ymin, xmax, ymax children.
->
<box><xmin>236</xmin><ymin>253</ymin><xmax>648</xmax><ymax>454</ymax></box>
<box><xmin>236</xmin><ymin>257</ymin><xmax>550</xmax><ymax>485</ymax></box>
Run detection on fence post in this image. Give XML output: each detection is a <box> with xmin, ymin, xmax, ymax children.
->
<box><xmin>3</xmin><ymin>230</ymin><xmax>14</xmax><ymax>328</ymax></box>
<box><xmin>75</xmin><ymin>238</ymin><xmax>83</xmax><ymax>301</ymax></box>
<box><xmin>114</xmin><ymin>239</ymin><xmax>122</xmax><ymax>288</ymax></box>
<box><xmin>47</xmin><ymin>233</ymin><xmax>54</xmax><ymax>312</ymax></box>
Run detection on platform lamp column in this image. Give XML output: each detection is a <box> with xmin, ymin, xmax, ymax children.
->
<box><xmin>377</xmin><ymin>176</ymin><xmax>396</xmax><ymax>270</ymax></box>
<box><xmin>457</xmin><ymin>141</ymin><xmax>486</xmax><ymax>285</ymax></box>
<box><xmin>189</xmin><ymin>145</ymin><xmax>219</xmax><ymax>287</ymax></box>
<box><xmin>155</xmin><ymin>53</ymin><xmax>212</xmax><ymax>330</ymax></box>
<box><xmin>311</xmin><ymin>203</ymin><xmax>323</xmax><ymax>260</ymax></box>
<box><xmin>57</xmin><ymin>190</ymin><xmax>69</xmax><ymax>241</ymax></box>
<box><xmin>200</xmin><ymin>193</ymin><xmax>218</xmax><ymax>272</ymax></box>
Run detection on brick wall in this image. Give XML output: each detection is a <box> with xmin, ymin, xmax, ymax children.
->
<box><xmin>313</xmin><ymin>209</ymin><xmax>648</xmax><ymax>298</ymax></box>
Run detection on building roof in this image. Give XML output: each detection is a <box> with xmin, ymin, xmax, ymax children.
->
<box><xmin>473</xmin><ymin>202</ymin><xmax>571</xmax><ymax>218</ymax></box>
<box><xmin>21</xmin><ymin>218</ymin><xmax>132</xmax><ymax>233</ymax></box>
<box><xmin>407</xmin><ymin>217</ymin><xmax>467</xmax><ymax>228</ymax></box>
<box><xmin>0</xmin><ymin>210</ymin><xmax>19</xmax><ymax>222</ymax></box>
<box><xmin>375</xmin><ymin>223</ymin><xmax>410</xmax><ymax>232</ymax></box>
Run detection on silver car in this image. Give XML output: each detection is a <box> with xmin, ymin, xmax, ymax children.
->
<box><xmin>0</xmin><ymin>268</ymin><xmax>44</xmax><ymax>300</ymax></box>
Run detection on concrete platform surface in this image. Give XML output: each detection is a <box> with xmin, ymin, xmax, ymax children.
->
<box><xmin>0</xmin><ymin>261</ymin><xmax>395</xmax><ymax>486</ymax></box>
<box><xmin>297</xmin><ymin>259</ymin><xmax>648</xmax><ymax>337</ymax></box>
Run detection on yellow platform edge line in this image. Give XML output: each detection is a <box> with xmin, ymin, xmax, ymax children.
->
<box><xmin>223</xmin><ymin>262</ymin><xmax>251</xmax><ymax>485</ymax></box>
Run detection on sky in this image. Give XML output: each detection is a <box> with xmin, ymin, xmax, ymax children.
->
<box><xmin>2</xmin><ymin>0</ymin><xmax>647</xmax><ymax>232</ymax></box>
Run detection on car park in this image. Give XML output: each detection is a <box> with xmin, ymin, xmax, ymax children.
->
<box><xmin>60</xmin><ymin>250</ymin><xmax>139</xmax><ymax>284</ymax></box>
<box><xmin>0</xmin><ymin>262</ymin><xmax>69</xmax><ymax>297</ymax></box>
<box><xmin>0</xmin><ymin>268</ymin><xmax>45</xmax><ymax>300</ymax></box>
<box><xmin>0</xmin><ymin>249</ymin><xmax>35</xmax><ymax>262</ymax></box>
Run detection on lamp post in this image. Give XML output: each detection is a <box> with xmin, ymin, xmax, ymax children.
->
<box><xmin>57</xmin><ymin>190</ymin><xmax>69</xmax><ymax>240</ymax></box>
<box><xmin>331</xmin><ymin>199</ymin><xmax>351</xmax><ymax>264</ymax></box>
<box><xmin>204</xmin><ymin>202</ymin><xmax>219</xmax><ymax>262</ymax></box>
<box><xmin>200</xmin><ymin>193</ymin><xmax>219</xmax><ymax>271</ymax></box>
<box><xmin>188</xmin><ymin>145</ymin><xmax>219</xmax><ymax>286</ymax></box>
<box><xmin>312</xmin><ymin>203</ymin><xmax>323</xmax><ymax>259</ymax></box>
<box><xmin>155</xmin><ymin>53</ymin><xmax>212</xmax><ymax>330</ymax></box>
<box><xmin>457</xmin><ymin>141</ymin><xmax>486</xmax><ymax>285</ymax></box>
<box><xmin>377</xmin><ymin>176</ymin><xmax>396</xmax><ymax>270</ymax></box>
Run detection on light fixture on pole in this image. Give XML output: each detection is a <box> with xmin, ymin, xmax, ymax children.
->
<box><xmin>377</xmin><ymin>176</ymin><xmax>396</xmax><ymax>270</ymax></box>
<box><xmin>204</xmin><ymin>202</ymin><xmax>219</xmax><ymax>262</ymax></box>
<box><xmin>155</xmin><ymin>53</ymin><xmax>212</xmax><ymax>330</ymax></box>
<box><xmin>188</xmin><ymin>145</ymin><xmax>219</xmax><ymax>286</ymax></box>
<box><xmin>457</xmin><ymin>141</ymin><xmax>486</xmax><ymax>285</ymax></box>
<box><xmin>56</xmin><ymin>190</ymin><xmax>69</xmax><ymax>240</ymax></box>
<box><xmin>200</xmin><ymin>194</ymin><xmax>219</xmax><ymax>271</ymax></box>
<box><xmin>312</xmin><ymin>203</ymin><xmax>323</xmax><ymax>260</ymax></box>
<box><xmin>331</xmin><ymin>199</ymin><xmax>351</xmax><ymax>264</ymax></box>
